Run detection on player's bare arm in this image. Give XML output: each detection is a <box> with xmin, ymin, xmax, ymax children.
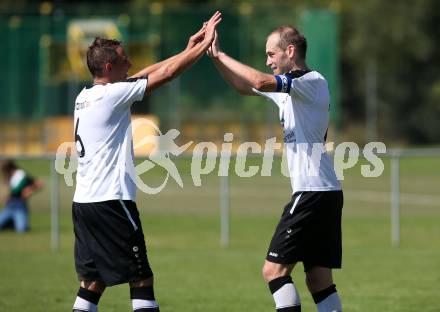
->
<box><xmin>207</xmin><ymin>31</ymin><xmax>256</xmax><ymax>95</ymax></box>
<box><xmin>132</xmin><ymin>11</ymin><xmax>222</xmax><ymax>94</ymax></box>
<box><xmin>208</xmin><ymin>31</ymin><xmax>277</xmax><ymax>95</ymax></box>
<box><xmin>21</xmin><ymin>179</ymin><xmax>44</xmax><ymax>199</ymax></box>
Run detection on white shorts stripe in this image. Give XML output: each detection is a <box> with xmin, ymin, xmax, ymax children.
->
<box><xmin>289</xmin><ymin>193</ymin><xmax>302</xmax><ymax>214</ymax></box>
<box><xmin>119</xmin><ymin>200</ymin><xmax>138</xmax><ymax>231</ymax></box>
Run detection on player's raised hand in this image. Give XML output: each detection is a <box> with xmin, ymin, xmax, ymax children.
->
<box><xmin>207</xmin><ymin>30</ymin><xmax>220</xmax><ymax>58</ymax></box>
<box><xmin>185</xmin><ymin>23</ymin><xmax>207</xmax><ymax>51</ymax></box>
<box><xmin>203</xmin><ymin>11</ymin><xmax>222</xmax><ymax>45</ymax></box>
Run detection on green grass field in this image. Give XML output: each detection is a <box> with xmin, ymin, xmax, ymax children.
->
<box><xmin>0</xmin><ymin>156</ymin><xmax>439</xmax><ymax>311</ymax></box>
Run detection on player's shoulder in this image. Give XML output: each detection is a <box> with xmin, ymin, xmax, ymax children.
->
<box><xmin>285</xmin><ymin>70</ymin><xmax>325</xmax><ymax>81</ymax></box>
<box><xmin>307</xmin><ymin>71</ymin><xmax>326</xmax><ymax>82</ymax></box>
<box><xmin>287</xmin><ymin>71</ymin><xmax>328</xmax><ymax>93</ymax></box>
<box><xmin>106</xmin><ymin>76</ymin><xmax>148</xmax><ymax>93</ymax></box>
<box><xmin>110</xmin><ymin>76</ymin><xmax>148</xmax><ymax>87</ymax></box>
<box><xmin>77</xmin><ymin>84</ymin><xmax>106</xmax><ymax>99</ymax></box>
<box><xmin>124</xmin><ymin>75</ymin><xmax>148</xmax><ymax>83</ymax></box>
<box><xmin>75</xmin><ymin>85</ymin><xmax>106</xmax><ymax>110</ymax></box>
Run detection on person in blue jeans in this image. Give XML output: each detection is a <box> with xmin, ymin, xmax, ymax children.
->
<box><xmin>0</xmin><ymin>160</ymin><xmax>43</xmax><ymax>232</ymax></box>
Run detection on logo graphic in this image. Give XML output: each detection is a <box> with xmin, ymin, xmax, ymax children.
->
<box><xmin>55</xmin><ymin>120</ymin><xmax>387</xmax><ymax>194</ymax></box>
<box><xmin>128</xmin><ymin>118</ymin><xmax>192</xmax><ymax>194</ymax></box>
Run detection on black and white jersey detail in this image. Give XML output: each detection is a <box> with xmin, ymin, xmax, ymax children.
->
<box><xmin>125</xmin><ymin>75</ymin><xmax>148</xmax><ymax>83</ymax></box>
<box><xmin>83</xmin><ymin>76</ymin><xmax>148</xmax><ymax>90</ymax></box>
<box><xmin>275</xmin><ymin>70</ymin><xmax>311</xmax><ymax>93</ymax></box>
<box><xmin>286</xmin><ymin>69</ymin><xmax>311</xmax><ymax>79</ymax></box>
<box><xmin>73</xmin><ymin>78</ymin><xmax>148</xmax><ymax>203</ymax></box>
<box><xmin>253</xmin><ymin>71</ymin><xmax>340</xmax><ymax>194</ymax></box>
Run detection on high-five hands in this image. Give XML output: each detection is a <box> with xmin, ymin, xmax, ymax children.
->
<box><xmin>186</xmin><ymin>23</ymin><xmax>206</xmax><ymax>51</ymax></box>
<box><xmin>207</xmin><ymin>30</ymin><xmax>220</xmax><ymax>58</ymax></box>
<box><xmin>185</xmin><ymin>11</ymin><xmax>222</xmax><ymax>51</ymax></box>
<box><xmin>202</xmin><ymin>11</ymin><xmax>222</xmax><ymax>46</ymax></box>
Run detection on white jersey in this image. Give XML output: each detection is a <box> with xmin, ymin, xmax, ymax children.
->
<box><xmin>254</xmin><ymin>70</ymin><xmax>341</xmax><ymax>194</ymax></box>
<box><xmin>73</xmin><ymin>77</ymin><xmax>148</xmax><ymax>203</ymax></box>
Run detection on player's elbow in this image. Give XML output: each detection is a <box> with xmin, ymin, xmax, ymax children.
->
<box><xmin>253</xmin><ymin>78</ymin><xmax>269</xmax><ymax>91</ymax></box>
<box><xmin>249</xmin><ymin>72</ymin><xmax>275</xmax><ymax>91</ymax></box>
<box><xmin>147</xmin><ymin>64</ymin><xmax>179</xmax><ymax>92</ymax></box>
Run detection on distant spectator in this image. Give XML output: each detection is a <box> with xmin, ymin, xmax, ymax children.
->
<box><xmin>0</xmin><ymin>160</ymin><xmax>43</xmax><ymax>233</ymax></box>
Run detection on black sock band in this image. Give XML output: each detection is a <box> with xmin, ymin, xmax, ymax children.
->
<box><xmin>77</xmin><ymin>287</ymin><xmax>102</xmax><ymax>305</ymax></box>
<box><xmin>312</xmin><ymin>284</ymin><xmax>337</xmax><ymax>304</ymax></box>
<box><xmin>277</xmin><ymin>306</ymin><xmax>301</xmax><ymax>312</ymax></box>
<box><xmin>268</xmin><ymin>275</ymin><xmax>293</xmax><ymax>294</ymax></box>
<box><xmin>130</xmin><ymin>286</ymin><xmax>156</xmax><ymax>300</ymax></box>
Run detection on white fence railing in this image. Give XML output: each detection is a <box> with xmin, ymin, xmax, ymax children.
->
<box><xmin>387</xmin><ymin>148</ymin><xmax>440</xmax><ymax>247</ymax></box>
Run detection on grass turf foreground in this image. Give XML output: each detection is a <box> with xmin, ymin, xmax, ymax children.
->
<box><xmin>0</xmin><ymin>157</ymin><xmax>439</xmax><ymax>311</ymax></box>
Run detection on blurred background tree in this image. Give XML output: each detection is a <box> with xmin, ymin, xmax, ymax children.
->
<box><xmin>339</xmin><ymin>0</ymin><xmax>440</xmax><ymax>144</ymax></box>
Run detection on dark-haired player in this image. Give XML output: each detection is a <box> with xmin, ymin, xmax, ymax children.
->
<box><xmin>71</xmin><ymin>12</ymin><xmax>221</xmax><ymax>312</ymax></box>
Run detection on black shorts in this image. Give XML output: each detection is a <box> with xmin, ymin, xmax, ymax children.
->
<box><xmin>72</xmin><ymin>200</ymin><xmax>153</xmax><ymax>286</ymax></box>
<box><xmin>266</xmin><ymin>191</ymin><xmax>343</xmax><ymax>271</ymax></box>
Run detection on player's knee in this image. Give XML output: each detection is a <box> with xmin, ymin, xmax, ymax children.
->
<box><xmin>130</xmin><ymin>276</ymin><xmax>154</xmax><ymax>288</ymax></box>
<box><xmin>262</xmin><ymin>265</ymin><xmax>270</xmax><ymax>282</ymax></box>
<box><xmin>262</xmin><ymin>263</ymin><xmax>284</xmax><ymax>283</ymax></box>
<box><xmin>305</xmin><ymin>267</ymin><xmax>333</xmax><ymax>293</ymax></box>
<box><xmin>305</xmin><ymin>273</ymin><xmax>314</xmax><ymax>290</ymax></box>
<box><xmin>80</xmin><ymin>280</ymin><xmax>106</xmax><ymax>294</ymax></box>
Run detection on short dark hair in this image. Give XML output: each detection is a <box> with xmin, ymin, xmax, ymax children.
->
<box><xmin>270</xmin><ymin>26</ymin><xmax>307</xmax><ymax>59</ymax></box>
<box><xmin>1</xmin><ymin>159</ymin><xmax>18</xmax><ymax>180</ymax></box>
<box><xmin>86</xmin><ymin>37</ymin><xmax>122</xmax><ymax>77</ymax></box>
